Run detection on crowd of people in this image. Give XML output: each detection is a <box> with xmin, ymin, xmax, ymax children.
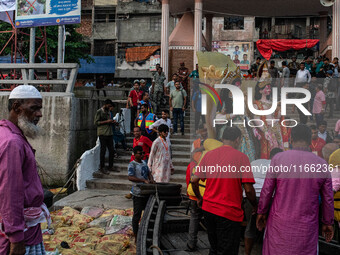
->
<box><xmin>184</xmin><ymin>56</ymin><xmax>340</xmax><ymax>254</ymax></box>
<box><xmin>92</xmin><ymin>56</ymin><xmax>340</xmax><ymax>253</ymax></box>
<box><xmin>188</xmin><ymin>123</ymin><xmax>339</xmax><ymax>255</ymax></box>
<box><xmin>2</xmin><ymin>50</ymin><xmax>340</xmax><ymax>254</ymax></box>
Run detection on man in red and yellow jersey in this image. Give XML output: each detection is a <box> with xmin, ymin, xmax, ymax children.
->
<box><xmin>192</xmin><ymin>126</ymin><xmax>257</xmax><ymax>255</ymax></box>
<box><xmin>135</xmin><ymin>104</ymin><xmax>157</xmax><ymax>141</ymax></box>
<box><xmin>130</xmin><ymin>126</ymin><xmax>153</xmax><ymax>164</ymax></box>
<box><xmin>191</xmin><ymin>124</ymin><xmax>208</xmax><ymax>164</ymax></box>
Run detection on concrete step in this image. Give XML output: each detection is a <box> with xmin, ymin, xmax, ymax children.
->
<box><xmin>93</xmin><ymin>171</ymin><xmax>187</xmax><ymax>183</ymax></box>
<box><xmin>104</xmin><ymin>163</ymin><xmax>188</xmax><ymax>173</ymax></box>
<box><xmin>52</xmin><ymin>189</ymin><xmax>133</xmax><ymax>211</ymax></box>
<box><xmin>123</xmin><ymin>143</ymin><xmax>191</xmax><ymax>151</ymax></box>
<box><xmin>113</xmin><ymin>156</ymin><xmax>190</xmax><ymax>166</ymax></box>
<box><xmin>126</xmin><ymin>134</ymin><xmax>194</xmax><ymax>140</ymax></box>
<box><xmin>86</xmin><ymin>178</ymin><xmax>186</xmax><ymax>192</ymax></box>
<box><xmin>116</xmin><ymin>149</ymin><xmax>191</xmax><ymax>158</ymax></box>
<box><xmin>126</xmin><ymin>136</ymin><xmax>192</xmax><ymax>145</ymax></box>
<box><xmin>86</xmin><ymin>178</ymin><xmax>134</xmax><ymax>190</ymax></box>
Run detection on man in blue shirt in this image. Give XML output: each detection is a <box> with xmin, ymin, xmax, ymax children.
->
<box><xmin>128</xmin><ymin>146</ymin><xmax>154</xmax><ymax>241</ymax></box>
<box><xmin>192</xmin><ymin>84</ymin><xmax>205</xmax><ymax>132</ymax></box>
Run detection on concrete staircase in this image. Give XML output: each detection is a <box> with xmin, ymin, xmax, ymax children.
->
<box><xmin>286</xmin><ymin>106</ymin><xmax>340</xmax><ymax>134</ymax></box>
<box><xmin>85</xmin><ymin>105</ymin><xmax>340</xmax><ymax>193</ymax></box>
<box><xmin>86</xmin><ymin>113</ymin><xmax>193</xmax><ymax>193</ymax></box>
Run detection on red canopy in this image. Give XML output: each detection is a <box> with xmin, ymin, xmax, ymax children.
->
<box><xmin>256</xmin><ymin>39</ymin><xmax>319</xmax><ymax>60</ymax></box>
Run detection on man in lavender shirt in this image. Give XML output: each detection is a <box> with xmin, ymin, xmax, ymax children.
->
<box><xmin>312</xmin><ymin>84</ymin><xmax>326</xmax><ymax>127</ymax></box>
<box><xmin>257</xmin><ymin>124</ymin><xmax>334</xmax><ymax>255</ymax></box>
<box><xmin>0</xmin><ymin>85</ymin><xmax>46</xmax><ymax>254</ymax></box>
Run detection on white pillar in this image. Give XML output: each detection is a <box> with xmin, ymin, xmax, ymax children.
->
<box><xmin>306</xmin><ymin>17</ymin><xmax>310</xmax><ymax>39</ymax></box>
<box><xmin>332</xmin><ymin>0</ymin><xmax>340</xmax><ymax>59</ymax></box>
<box><xmin>194</xmin><ymin>0</ymin><xmax>203</xmax><ymax>65</ymax></box>
<box><xmin>161</xmin><ymin>0</ymin><xmax>169</xmax><ymax>80</ymax></box>
<box><xmin>29</xmin><ymin>28</ymin><xmax>35</xmax><ymax>80</ymax></box>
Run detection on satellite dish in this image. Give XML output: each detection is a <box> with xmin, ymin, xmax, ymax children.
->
<box><xmin>320</xmin><ymin>0</ymin><xmax>335</xmax><ymax>7</ymax></box>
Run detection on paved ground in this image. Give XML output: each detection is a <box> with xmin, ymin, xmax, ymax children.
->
<box><xmin>52</xmin><ymin>189</ymin><xmax>133</xmax><ymax>211</ymax></box>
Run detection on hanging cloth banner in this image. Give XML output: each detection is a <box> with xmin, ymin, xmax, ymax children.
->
<box><xmin>0</xmin><ymin>0</ymin><xmax>15</xmax><ymax>24</ymax></box>
<box><xmin>256</xmin><ymin>39</ymin><xmax>319</xmax><ymax>60</ymax></box>
<box><xmin>0</xmin><ymin>10</ymin><xmax>13</xmax><ymax>24</ymax></box>
<box><xmin>0</xmin><ymin>0</ymin><xmax>16</xmax><ymax>12</ymax></box>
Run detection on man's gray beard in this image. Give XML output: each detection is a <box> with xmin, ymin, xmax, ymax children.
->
<box><xmin>18</xmin><ymin>115</ymin><xmax>44</xmax><ymax>139</ymax></box>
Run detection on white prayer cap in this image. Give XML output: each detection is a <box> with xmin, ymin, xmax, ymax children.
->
<box><xmin>9</xmin><ymin>85</ymin><xmax>42</xmax><ymax>99</ymax></box>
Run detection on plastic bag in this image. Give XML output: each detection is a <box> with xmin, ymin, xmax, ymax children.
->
<box><xmin>105</xmin><ymin>215</ymin><xmax>132</xmax><ymax>235</ymax></box>
<box><xmin>88</xmin><ymin>216</ymin><xmax>112</xmax><ymax>229</ymax></box>
<box><xmin>51</xmin><ymin>207</ymin><xmax>80</xmax><ymax>227</ymax></box>
<box><xmin>82</xmin><ymin>227</ymin><xmax>105</xmax><ymax>237</ymax></box>
<box><xmin>99</xmin><ymin>234</ymin><xmax>130</xmax><ymax>245</ymax></box>
<box><xmin>121</xmin><ymin>243</ymin><xmax>136</xmax><ymax>255</ymax></box>
<box><xmin>116</xmin><ymin>225</ymin><xmax>133</xmax><ymax>236</ymax></box>
<box><xmin>44</xmin><ymin>241</ymin><xmax>59</xmax><ymax>252</ymax></box>
<box><xmin>124</xmin><ymin>208</ymin><xmax>133</xmax><ymax>216</ymax></box>
<box><xmin>71</xmin><ymin>233</ymin><xmax>100</xmax><ymax>249</ymax></box>
<box><xmin>95</xmin><ymin>241</ymin><xmax>126</xmax><ymax>254</ymax></box>
<box><xmin>55</xmin><ymin>207</ymin><xmax>80</xmax><ymax>222</ymax></box>
<box><xmin>100</xmin><ymin>209</ymin><xmax>127</xmax><ymax>218</ymax></box>
<box><xmin>63</xmin><ymin>245</ymin><xmax>94</xmax><ymax>255</ymax></box>
<box><xmin>81</xmin><ymin>207</ymin><xmax>104</xmax><ymax>219</ymax></box>
<box><xmin>71</xmin><ymin>214</ymin><xmax>93</xmax><ymax>230</ymax></box>
<box><xmin>45</xmin><ymin>249</ymin><xmax>61</xmax><ymax>255</ymax></box>
<box><xmin>54</xmin><ymin>226</ymin><xmax>81</xmax><ymax>241</ymax></box>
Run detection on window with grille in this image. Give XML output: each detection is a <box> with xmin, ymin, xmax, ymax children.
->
<box><xmin>150</xmin><ymin>17</ymin><xmax>161</xmax><ymax>31</ymax></box>
<box><xmin>94</xmin><ymin>8</ymin><xmax>116</xmax><ymax>23</ymax></box>
<box><xmin>224</xmin><ymin>16</ymin><xmax>244</xmax><ymax>30</ymax></box>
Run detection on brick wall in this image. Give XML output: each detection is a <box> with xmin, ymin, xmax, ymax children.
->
<box><xmin>76</xmin><ymin>15</ymin><xmax>92</xmax><ymax>38</ymax></box>
<box><xmin>169</xmin><ymin>49</ymin><xmax>193</xmax><ymax>80</ymax></box>
<box><xmin>81</xmin><ymin>0</ymin><xmax>93</xmax><ymax>9</ymax></box>
<box><xmin>213</xmin><ymin>17</ymin><xmax>255</xmax><ymax>41</ymax></box>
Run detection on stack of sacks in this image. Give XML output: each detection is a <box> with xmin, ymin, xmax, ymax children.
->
<box><xmin>42</xmin><ymin>206</ymin><xmax>135</xmax><ymax>254</ymax></box>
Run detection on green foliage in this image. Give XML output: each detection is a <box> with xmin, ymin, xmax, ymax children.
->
<box><xmin>40</xmin><ymin>25</ymin><xmax>94</xmax><ymax>64</ymax></box>
<box><xmin>0</xmin><ymin>22</ymin><xmax>14</xmax><ymax>56</ymax></box>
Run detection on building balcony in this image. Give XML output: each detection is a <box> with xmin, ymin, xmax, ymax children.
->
<box><xmin>92</xmin><ymin>23</ymin><xmax>116</xmax><ymax>40</ymax></box>
<box><xmin>95</xmin><ymin>0</ymin><xmax>117</xmax><ymax>6</ymax></box>
<box><xmin>258</xmin><ymin>25</ymin><xmax>320</xmax><ymax>40</ymax></box>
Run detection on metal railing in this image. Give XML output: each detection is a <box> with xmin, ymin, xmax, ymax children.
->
<box><xmin>0</xmin><ymin>63</ymin><xmax>79</xmax><ymax>93</ymax></box>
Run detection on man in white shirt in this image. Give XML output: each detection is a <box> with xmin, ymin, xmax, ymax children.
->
<box><xmin>149</xmin><ymin>109</ymin><xmax>172</xmax><ymax>144</ymax></box>
<box><xmin>166</xmin><ymin>74</ymin><xmax>183</xmax><ymax>95</ymax></box>
<box><xmin>318</xmin><ymin>120</ymin><xmax>333</xmax><ymax>143</ymax></box>
<box><xmin>85</xmin><ymin>81</ymin><xmax>94</xmax><ymax>87</ymax></box>
<box><xmin>294</xmin><ymin>62</ymin><xmax>311</xmax><ymax>87</ymax></box>
<box><xmin>107</xmin><ymin>80</ymin><xmax>115</xmax><ymax>87</ymax></box>
<box><xmin>281</xmin><ymin>61</ymin><xmax>290</xmax><ymax>87</ymax></box>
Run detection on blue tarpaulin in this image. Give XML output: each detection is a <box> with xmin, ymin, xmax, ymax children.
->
<box><xmin>78</xmin><ymin>56</ymin><xmax>115</xmax><ymax>74</ymax></box>
<box><xmin>0</xmin><ymin>55</ymin><xmax>25</xmax><ymax>63</ymax></box>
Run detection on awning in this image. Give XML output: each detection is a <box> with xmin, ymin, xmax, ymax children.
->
<box><xmin>79</xmin><ymin>56</ymin><xmax>115</xmax><ymax>74</ymax></box>
<box><xmin>125</xmin><ymin>46</ymin><xmax>160</xmax><ymax>62</ymax></box>
<box><xmin>256</xmin><ymin>39</ymin><xmax>320</xmax><ymax>60</ymax></box>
